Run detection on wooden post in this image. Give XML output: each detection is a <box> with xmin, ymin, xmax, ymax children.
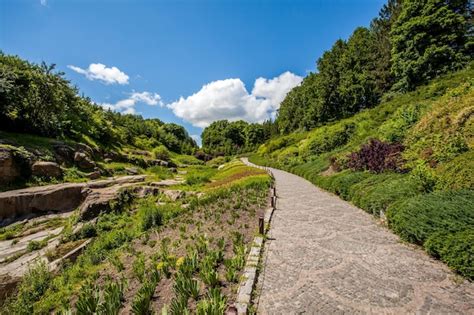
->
<box><xmin>271</xmin><ymin>196</ymin><xmax>277</xmax><ymax>209</ymax></box>
<box><xmin>272</xmin><ymin>186</ymin><xmax>276</xmax><ymax>197</ymax></box>
<box><xmin>259</xmin><ymin>215</ymin><xmax>264</xmax><ymax>234</ymax></box>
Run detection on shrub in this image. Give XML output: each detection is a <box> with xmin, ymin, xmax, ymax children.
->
<box><xmin>78</xmin><ymin>223</ymin><xmax>97</xmax><ymax>239</ymax></box>
<box><xmin>425</xmin><ymin>229</ymin><xmax>474</xmax><ymax>280</ymax></box>
<box><xmin>301</xmin><ymin>123</ymin><xmax>355</xmax><ymax>156</ymax></box>
<box><xmin>27</xmin><ymin>239</ymin><xmax>48</xmax><ymax>252</ymax></box>
<box><xmin>347</xmin><ymin>139</ymin><xmax>405</xmax><ymax>173</ymax></box>
<box><xmin>152</xmin><ymin>145</ymin><xmax>171</xmax><ymax>161</ymax></box>
<box><xmin>386</xmin><ymin>190</ymin><xmax>474</xmax><ymax>245</ymax></box>
<box><xmin>348</xmin><ymin>174</ymin><xmax>420</xmax><ymax>215</ymax></box>
<box><xmin>435</xmin><ymin>151</ymin><xmax>474</xmax><ymax>191</ymax></box>
<box><xmin>4</xmin><ymin>262</ymin><xmax>51</xmax><ymax>314</ymax></box>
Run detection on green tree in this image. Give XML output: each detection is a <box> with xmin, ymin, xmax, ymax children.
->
<box><xmin>390</xmin><ymin>0</ymin><xmax>472</xmax><ymax>91</ymax></box>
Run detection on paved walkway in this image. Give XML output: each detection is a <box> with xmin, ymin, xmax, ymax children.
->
<box><xmin>246</xmin><ymin>161</ymin><xmax>474</xmax><ymax>314</ymax></box>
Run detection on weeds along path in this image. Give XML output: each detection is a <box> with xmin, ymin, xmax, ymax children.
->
<box><xmin>241</xmin><ymin>158</ymin><xmax>474</xmax><ymax>314</ymax></box>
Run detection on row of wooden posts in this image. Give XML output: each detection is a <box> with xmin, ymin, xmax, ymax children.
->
<box><xmin>259</xmin><ymin>167</ymin><xmax>276</xmax><ymax>235</ymax></box>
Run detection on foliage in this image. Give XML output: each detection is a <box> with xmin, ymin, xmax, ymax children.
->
<box><xmin>425</xmin><ymin>229</ymin><xmax>474</xmax><ymax>279</ymax></box>
<box><xmin>138</xmin><ymin>199</ymin><xmax>163</xmax><ymax>231</ymax></box>
<box><xmin>131</xmin><ymin>270</ymin><xmax>160</xmax><ymax>315</ymax></box>
<box><xmin>196</xmin><ymin>288</ymin><xmax>227</xmax><ymax>315</ymax></box>
<box><xmin>3</xmin><ymin>262</ymin><xmax>51</xmax><ymax>314</ymax></box>
<box><xmin>274</xmin><ymin>0</ymin><xmax>471</xmax><ymax>134</ymax></box>
<box><xmin>386</xmin><ymin>190</ymin><xmax>474</xmax><ymax>245</ymax></box>
<box><xmin>0</xmin><ymin>52</ymin><xmax>197</xmax><ymax>153</ymax></box>
<box><xmin>387</xmin><ymin>190</ymin><xmax>474</xmax><ymax>278</ymax></box>
<box><xmin>347</xmin><ymin>139</ymin><xmax>405</xmax><ymax>173</ymax></box>
<box><xmin>202</xmin><ymin>120</ymin><xmax>271</xmax><ymax>155</ymax></box>
<box><xmin>153</xmin><ymin>145</ymin><xmax>171</xmax><ymax>161</ymax></box>
<box><xmin>390</xmin><ymin>0</ymin><xmax>472</xmax><ymax>91</ymax></box>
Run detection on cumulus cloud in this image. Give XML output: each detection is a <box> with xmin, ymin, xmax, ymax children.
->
<box><xmin>167</xmin><ymin>71</ymin><xmax>302</xmax><ymax>128</ymax></box>
<box><xmin>100</xmin><ymin>91</ymin><xmax>162</xmax><ymax>115</ymax></box>
<box><xmin>68</xmin><ymin>63</ymin><xmax>129</xmax><ymax>85</ymax></box>
<box><xmin>40</xmin><ymin>0</ymin><xmax>47</xmax><ymax>6</ymax></box>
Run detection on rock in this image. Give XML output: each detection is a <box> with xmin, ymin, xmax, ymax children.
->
<box><xmin>163</xmin><ymin>190</ymin><xmax>185</xmax><ymax>201</ymax></box>
<box><xmin>134</xmin><ymin>186</ymin><xmax>161</xmax><ymax>198</ymax></box>
<box><xmin>0</xmin><ymin>147</ymin><xmax>22</xmax><ymax>184</ymax></box>
<box><xmin>86</xmin><ymin>175</ymin><xmax>146</xmax><ymax>189</ymax></box>
<box><xmin>104</xmin><ymin>158</ymin><xmax>112</xmax><ymax>163</ymax></box>
<box><xmin>125</xmin><ymin>167</ymin><xmax>139</xmax><ymax>175</ymax></box>
<box><xmin>158</xmin><ymin>160</ymin><xmax>169</xmax><ymax>167</ymax></box>
<box><xmin>0</xmin><ymin>183</ymin><xmax>87</xmax><ymax>220</ymax></box>
<box><xmin>31</xmin><ymin>161</ymin><xmax>62</xmax><ymax>178</ymax></box>
<box><xmin>53</xmin><ymin>144</ymin><xmax>74</xmax><ymax>166</ymax></box>
<box><xmin>87</xmin><ymin>171</ymin><xmax>101</xmax><ymax>180</ymax></box>
<box><xmin>75</xmin><ymin>143</ymin><xmax>94</xmax><ymax>157</ymax></box>
<box><xmin>169</xmin><ymin>167</ymin><xmax>177</xmax><ymax>173</ymax></box>
<box><xmin>132</xmin><ymin>150</ymin><xmax>151</xmax><ymax>157</ymax></box>
<box><xmin>177</xmin><ymin>170</ymin><xmax>188</xmax><ymax>175</ymax></box>
<box><xmin>79</xmin><ymin>185</ymin><xmax>137</xmax><ymax>220</ymax></box>
<box><xmin>74</xmin><ymin>152</ymin><xmax>95</xmax><ymax>170</ymax></box>
<box><xmin>150</xmin><ymin>179</ymin><xmax>184</xmax><ymax>187</ymax></box>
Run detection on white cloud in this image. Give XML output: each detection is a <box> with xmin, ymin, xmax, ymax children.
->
<box><xmin>167</xmin><ymin>71</ymin><xmax>302</xmax><ymax>128</ymax></box>
<box><xmin>190</xmin><ymin>134</ymin><xmax>202</xmax><ymax>146</ymax></box>
<box><xmin>99</xmin><ymin>91</ymin><xmax>162</xmax><ymax>115</ymax></box>
<box><xmin>68</xmin><ymin>63</ymin><xmax>129</xmax><ymax>85</ymax></box>
<box><xmin>40</xmin><ymin>0</ymin><xmax>47</xmax><ymax>6</ymax></box>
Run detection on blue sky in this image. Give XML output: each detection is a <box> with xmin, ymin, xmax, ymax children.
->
<box><xmin>1</xmin><ymin>0</ymin><xmax>385</xmax><ymax>144</ymax></box>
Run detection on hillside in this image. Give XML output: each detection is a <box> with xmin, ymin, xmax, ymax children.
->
<box><xmin>249</xmin><ymin>65</ymin><xmax>474</xmax><ymax>278</ymax></box>
<box><xmin>0</xmin><ymin>53</ymin><xmax>199</xmax><ymax>191</ymax></box>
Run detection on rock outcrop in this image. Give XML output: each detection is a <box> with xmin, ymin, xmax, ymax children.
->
<box><xmin>0</xmin><ymin>183</ymin><xmax>87</xmax><ymax>220</ymax></box>
<box><xmin>31</xmin><ymin>161</ymin><xmax>62</xmax><ymax>178</ymax></box>
<box><xmin>0</xmin><ymin>147</ymin><xmax>21</xmax><ymax>185</ymax></box>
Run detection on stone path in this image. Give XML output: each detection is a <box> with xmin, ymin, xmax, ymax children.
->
<box><xmin>247</xmin><ymin>162</ymin><xmax>474</xmax><ymax>314</ymax></box>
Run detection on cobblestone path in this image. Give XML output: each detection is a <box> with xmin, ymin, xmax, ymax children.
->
<box><xmin>246</xmin><ymin>161</ymin><xmax>474</xmax><ymax>314</ymax></box>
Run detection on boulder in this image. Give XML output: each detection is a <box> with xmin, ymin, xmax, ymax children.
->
<box><xmin>75</xmin><ymin>143</ymin><xmax>94</xmax><ymax>157</ymax></box>
<box><xmin>74</xmin><ymin>152</ymin><xmax>95</xmax><ymax>170</ymax></box>
<box><xmin>53</xmin><ymin>144</ymin><xmax>74</xmax><ymax>166</ymax></box>
<box><xmin>87</xmin><ymin>171</ymin><xmax>101</xmax><ymax>180</ymax></box>
<box><xmin>134</xmin><ymin>186</ymin><xmax>161</xmax><ymax>198</ymax></box>
<box><xmin>32</xmin><ymin>161</ymin><xmax>62</xmax><ymax>178</ymax></box>
<box><xmin>163</xmin><ymin>190</ymin><xmax>185</xmax><ymax>201</ymax></box>
<box><xmin>125</xmin><ymin>167</ymin><xmax>139</xmax><ymax>175</ymax></box>
<box><xmin>0</xmin><ymin>147</ymin><xmax>21</xmax><ymax>184</ymax></box>
<box><xmin>79</xmin><ymin>185</ymin><xmax>137</xmax><ymax>220</ymax></box>
<box><xmin>0</xmin><ymin>183</ymin><xmax>87</xmax><ymax>219</ymax></box>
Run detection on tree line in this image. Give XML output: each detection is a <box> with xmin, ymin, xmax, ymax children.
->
<box><xmin>201</xmin><ymin>0</ymin><xmax>472</xmax><ymax>154</ymax></box>
<box><xmin>0</xmin><ymin>53</ymin><xmax>197</xmax><ymax>154</ymax></box>
<box><xmin>276</xmin><ymin>0</ymin><xmax>473</xmax><ymax>134</ymax></box>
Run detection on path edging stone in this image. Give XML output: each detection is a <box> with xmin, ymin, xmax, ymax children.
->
<box><xmin>235</xmin><ymin>159</ymin><xmax>275</xmax><ymax>315</ymax></box>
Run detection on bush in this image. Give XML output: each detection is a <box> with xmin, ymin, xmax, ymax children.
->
<box><xmin>4</xmin><ymin>262</ymin><xmax>51</xmax><ymax>314</ymax></box>
<box><xmin>425</xmin><ymin>229</ymin><xmax>474</xmax><ymax>280</ymax></box>
<box><xmin>386</xmin><ymin>190</ymin><xmax>474</xmax><ymax>245</ymax></box>
<box><xmin>347</xmin><ymin>139</ymin><xmax>405</xmax><ymax>173</ymax></box>
<box><xmin>435</xmin><ymin>151</ymin><xmax>474</xmax><ymax>191</ymax></box>
<box><xmin>152</xmin><ymin>145</ymin><xmax>170</xmax><ymax>161</ymax></box>
<box><xmin>301</xmin><ymin>123</ymin><xmax>354</xmax><ymax>156</ymax></box>
<box><xmin>348</xmin><ymin>174</ymin><xmax>420</xmax><ymax>215</ymax></box>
